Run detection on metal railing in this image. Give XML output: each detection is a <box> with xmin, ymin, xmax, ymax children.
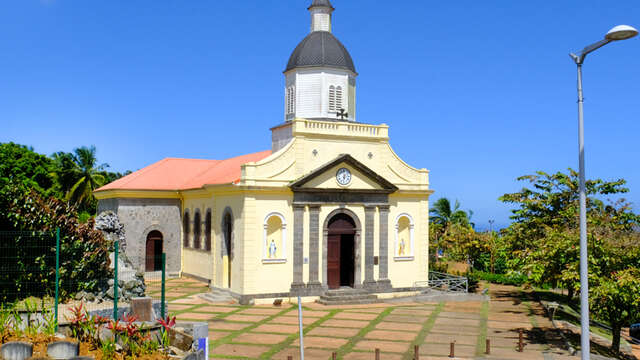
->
<box><xmin>427</xmin><ymin>271</ymin><xmax>469</xmax><ymax>293</ymax></box>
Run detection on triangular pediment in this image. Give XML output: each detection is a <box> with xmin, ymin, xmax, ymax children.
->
<box><xmin>290</xmin><ymin>154</ymin><xmax>398</xmax><ymax>193</ymax></box>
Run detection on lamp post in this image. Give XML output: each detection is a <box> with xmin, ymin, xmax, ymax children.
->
<box><xmin>569</xmin><ymin>24</ymin><xmax>638</xmax><ymax>360</ymax></box>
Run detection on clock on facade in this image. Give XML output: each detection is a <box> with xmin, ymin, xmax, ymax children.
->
<box><xmin>336</xmin><ymin>167</ymin><xmax>351</xmax><ymax>185</ymax></box>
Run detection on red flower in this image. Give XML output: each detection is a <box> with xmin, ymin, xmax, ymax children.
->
<box><xmin>157</xmin><ymin>315</ymin><xmax>176</xmax><ymax>332</ymax></box>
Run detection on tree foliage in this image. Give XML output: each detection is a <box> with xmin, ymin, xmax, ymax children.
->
<box><xmin>500</xmin><ymin>169</ymin><xmax>640</xmax><ymax>352</ymax></box>
<box><xmin>0</xmin><ymin>184</ymin><xmax>113</xmax><ymax>301</ymax></box>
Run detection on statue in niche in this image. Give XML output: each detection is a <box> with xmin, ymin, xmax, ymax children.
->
<box><xmin>269</xmin><ymin>239</ymin><xmax>277</xmax><ymax>258</ymax></box>
<box><xmin>399</xmin><ymin>238</ymin><xmax>406</xmax><ymax>256</ymax></box>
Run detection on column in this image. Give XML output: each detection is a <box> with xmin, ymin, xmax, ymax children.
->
<box><xmin>307</xmin><ymin>205</ymin><xmax>322</xmax><ymax>290</ymax></box>
<box><xmin>290</xmin><ymin>204</ymin><xmax>306</xmax><ymax>292</ymax></box>
<box><xmin>363</xmin><ymin>205</ymin><xmax>376</xmax><ymax>288</ymax></box>
<box><xmin>378</xmin><ymin>205</ymin><xmax>391</xmax><ymax>288</ymax></box>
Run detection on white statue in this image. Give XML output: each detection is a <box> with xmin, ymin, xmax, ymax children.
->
<box><xmin>269</xmin><ymin>239</ymin><xmax>277</xmax><ymax>258</ymax></box>
<box><xmin>399</xmin><ymin>238</ymin><xmax>406</xmax><ymax>256</ymax></box>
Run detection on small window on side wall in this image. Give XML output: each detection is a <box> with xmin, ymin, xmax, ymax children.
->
<box><xmin>193</xmin><ymin>210</ymin><xmax>201</xmax><ymax>249</ymax></box>
<box><xmin>205</xmin><ymin>210</ymin><xmax>212</xmax><ymax>252</ymax></box>
<box><xmin>183</xmin><ymin>211</ymin><xmax>190</xmax><ymax>248</ymax></box>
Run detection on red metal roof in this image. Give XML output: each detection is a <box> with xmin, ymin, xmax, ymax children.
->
<box><xmin>95</xmin><ymin>150</ymin><xmax>272</xmax><ymax>192</ymax></box>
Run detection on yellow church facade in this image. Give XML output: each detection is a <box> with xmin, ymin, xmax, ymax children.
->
<box><xmin>95</xmin><ymin>0</ymin><xmax>433</xmax><ymax>304</ymax></box>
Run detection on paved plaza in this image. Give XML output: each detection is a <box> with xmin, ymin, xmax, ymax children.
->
<box><xmin>147</xmin><ymin>279</ymin><xmax>586</xmax><ymax>359</ymax></box>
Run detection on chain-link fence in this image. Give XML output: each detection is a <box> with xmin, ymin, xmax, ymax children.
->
<box><xmin>0</xmin><ymin>230</ymin><xmax>166</xmax><ymax>328</ymax></box>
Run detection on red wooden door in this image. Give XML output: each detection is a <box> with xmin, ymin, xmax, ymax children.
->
<box><xmin>327</xmin><ymin>234</ymin><xmax>341</xmax><ymax>289</ymax></box>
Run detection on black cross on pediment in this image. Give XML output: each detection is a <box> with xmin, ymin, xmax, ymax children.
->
<box><xmin>336</xmin><ymin>108</ymin><xmax>348</xmax><ymax>120</ymax></box>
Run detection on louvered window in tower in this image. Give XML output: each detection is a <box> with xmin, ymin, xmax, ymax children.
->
<box><xmin>329</xmin><ymin>85</ymin><xmax>336</xmax><ymax>112</ymax></box>
<box><xmin>291</xmin><ymin>86</ymin><xmax>296</xmax><ymax>114</ymax></box>
<box><xmin>335</xmin><ymin>86</ymin><xmax>343</xmax><ymax>112</ymax></box>
<box><xmin>286</xmin><ymin>87</ymin><xmax>291</xmax><ymax>114</ymax></box>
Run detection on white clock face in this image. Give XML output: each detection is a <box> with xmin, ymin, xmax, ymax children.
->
<box><xmin>336</xmin><ymin>168</ymin><xmax>351</xmax><ymax>185</ymax></box>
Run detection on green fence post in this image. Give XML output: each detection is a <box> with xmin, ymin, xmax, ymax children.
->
<box><xmin>54</xmin><ymin>228</ymin><xmax>60</xmax><ymax>332</ymax></box>
<box><xmin>113</xmin><ymin>240</ymin><xmax>119</xmax><ymax>321</ymax></box>
<box><xmin>161</xmin><ymin>253</ymin><xmax>166</xmax><ymax>319</ymax></box>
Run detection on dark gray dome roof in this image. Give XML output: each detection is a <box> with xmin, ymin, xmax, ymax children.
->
<box><xmin>285</xmin><ymin>31</ymin><xmax>356</xmax><ymax>73</ymax></box>
<box><xmin>308</xmin><ymin>0</ymin><xmax>334</xmax><ymax>10</ymax></box>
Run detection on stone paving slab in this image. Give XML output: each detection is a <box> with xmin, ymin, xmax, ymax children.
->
<box><xmin>292</xmin><ymin>336</ymin><xmax>348</xmax><ymax>348</ymax></box>
<box><xmin>282</xmin><ymin>310</ymin><xmax>329</xmax><ymax>318</ymax></box>
<box><xmin>438</xmin><ymin>311</ymin><xmax>482</xmax><ymax>320</ymax></box>
<box><xmin>210</xmin><ymin>343</ymin><xmax>271</xmax><ymax>358</ymax></box>
<box><xmin>332</xmin><ymin>311</ymin><xmax>379</xmax><ymax>321</ymax></box>
<box><xmin>424</xmin><ymin>333</ymin><xmax>477</xmax><ymax>346</ymax></box>
<box><xmin>195</xmin><ymin>305</ymin><xmax>239</xmax><ymax>313</ymax></box>
<box><xmin>484</xmin><ymin>347</ymin><xmax>545</xmax><ymax>359</ymax></box>
<box><xmin>269</xmin><ymin>316</ymin><xmax>317</xmax><ymax>326</ymax></box>
<box><xmin>430</xmin><ymin>324</ymin><xmax>480</xmax><ymax>335</ymax></box>
<box><xmin>237</xmin><ymin>307</ymin><xmax>286</xmax><ymax>315</ymax></box>
<box><xmin>253</xmin><ymin>323</ymin><xmax>300</xmax><ymax>334</ymax></box>
<box><xmin>375</xmin><ymin>321</ymin><xmax>423</xmax><ymax>332</ymax></box>
<box><xmin>208</xmin><ymin>320</ymin><xmax>251</xmax><ymax>331</ymax></box>
<box><xmin>273</xmin><ymin>347</ymin><xmax>334</xmax><ymax>360</ymax></box>
<box><xmin>391</xmin><ymin>308</ymin><xmax>433</xmax><ymax>316</ymax></box>
<box><xmin>167</xmin><ymin>303</ymin><xmax>196</xmax><ymax>311</ymax></box>
<box><xmin>383</xmin><ymin>314</ymin><xmax>428</xmax><ymax>323</ymax></box>
<box><xmin>225</xmin><ymin>314</ymin><xmax>269</xmax><ymax>323</ymax></box>
<box><xmin>178</xmin><ymin>312</ymin><xmax>217</xmax><ymax>321</ymax></box>
<box><xmin>172</xmin><ymin>296</ymin><xmax>209</xmax><ymax>305</ymax></box>
<box><xmin>434</xmin><ymin>317</ymin><xmax>480</xmax><ymax>327</ymax></box>
<box><xmin>208</xmin><ymin>331</ymin><xmax>232</xmax><ymax>340</ymax></box>
<box><xmin>233</xmin><ymin>332</ymin><xmax>289</xmax><ymax>345</ymax></box>
<box><xmin>364</xmin><ymin>329</ymin><xmax>416</xmax><ymax>341</ymax></box>
<box><xmin>307</xmin><ymin>326</ymin><xmax>361</xmax><ymax>338</ymax></box>
<box><xmin>353</xmin><ymin>339</ymin><xmax>410</xmax><ymax>353</ymax></box>
<box><xmin>322</xmin><ymin>319</ymin><xmax>372</xmax><ymax>328</ymax></box>
<box><xmin>343</xmin><ymin>351</ymin><xmax>403</xmax><ymax>360</ymax></box>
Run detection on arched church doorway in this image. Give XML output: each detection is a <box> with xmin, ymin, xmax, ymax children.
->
<box><xmin>223</xmin><ymin>212</ymin><xmax>233</xmax><ymax>288</ymax></box>
<box><xmin>145</xmin><ymin>231</ymin><xmax>163</xmax><ymax>272</ymax></box>
<box><xmin>327</xmin><ymin>213</ymin><xmax>356</xmax><ymax>289</ymax></box>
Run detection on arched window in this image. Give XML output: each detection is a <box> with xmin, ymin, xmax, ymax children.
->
<box><xmin>394</xmin><ymin>213</ymin><xmax>415</xmax><ymax>260</ymax></box>
<box><xmin>329</xmin><ymin>85</ymin><xmax>336</xmax><ymax>112</ymax></box>
<box><xmin>335</xmin><ymin>86</ymin><xmax>343</xmax><ymax>112</ymax></box>
<box><xmin>205</xmin><ymin>210</ymin><xmax>212</xmax><ymax>252</ymax></box>
<box><xmin>262</xmin><ymin>212</ymin><xmax>287</xmax><ymax>263</ymax></box>
<box><xmin>193</xmin><ymin>210</ymin><xmax>201</xmax><ymax>249</ymax></box>
<box><xmin>183</xmin><ymin>211</ymin><xmax>190</xmax><ymax>248</ymax></box>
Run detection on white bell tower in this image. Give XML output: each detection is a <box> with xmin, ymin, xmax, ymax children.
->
<box><xmin>283</xmin><ymin>0</ymin><xmax>357</xmax><ymax>122</ymax></box>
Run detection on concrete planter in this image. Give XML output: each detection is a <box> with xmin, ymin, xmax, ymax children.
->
<box><xmin>47</xmin><ymin>341</ymin><xmax>79</xmax><ymax>359</ymax></box>
<box><xmin>0</xmin><ymin>341</ymin><xmax>33</xmax><ymax>360</ymax></box>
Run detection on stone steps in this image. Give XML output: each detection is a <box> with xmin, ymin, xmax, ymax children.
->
<box><xmin>199</xmin><ymin>289</ymin><xmax>236</xmax><ymax>304</ymax></box>
<box><xmin>317</xmin><ymin>287</ymin><xmax>378</xmax><ymax>305</ymax></box>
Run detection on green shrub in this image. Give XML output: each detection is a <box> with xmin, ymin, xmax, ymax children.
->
<box><xmin>468</xmin><ymin>270</ymin><xmax>528</xmax><ymax>286</ymax></box>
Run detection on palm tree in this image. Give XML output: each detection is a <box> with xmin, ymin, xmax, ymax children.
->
<box><xmin>429</xmin><ymin>198</ymin><xmax>473</xmax><ymax>262</ymax></box>
<box><xmin>65</xmin><ymin>146</ymin><xmax>107</xmax><ymax>209</ymax></box>
<box><xmin>429</xmin><ymin>198</ymin><xmax>471</xmax><ymax>228</ymax></box>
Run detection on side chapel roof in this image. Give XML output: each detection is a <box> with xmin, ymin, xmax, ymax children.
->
<box><xmin>95</xmin><ymin>150</ymin><xmax>272</xmax><ymax>192</ymax></box>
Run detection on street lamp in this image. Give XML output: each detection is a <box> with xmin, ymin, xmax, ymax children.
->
<box><xmin>569</xmin><ymin>24</ymin><xmax>637</xmax><ymax>360</ymax></box>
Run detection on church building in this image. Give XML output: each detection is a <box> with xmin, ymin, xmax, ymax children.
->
<box><xmin>95</xmin><ymin>0</ymin><xmax>433</xmax><ymax>304</ymax></box>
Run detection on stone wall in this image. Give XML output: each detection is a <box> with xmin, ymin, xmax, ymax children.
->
<box><xmin>98</xmin><ymin>198</ymin><xmax>182</xmax><ymax>274</ymax></box>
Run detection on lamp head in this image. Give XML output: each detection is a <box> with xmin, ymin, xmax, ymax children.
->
<box><xmin>605</xmin><ymin>25</ymin><xmax>639</xmax><ymax>41</ymax></box>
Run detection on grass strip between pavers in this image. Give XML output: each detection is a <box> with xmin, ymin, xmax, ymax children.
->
<box><xmin>210</xmin><ymin>305</ymin><xmax>296</xmax><ymax>354</ymax></box>
<box><xmin>176</xmin><ymin>303</ymin><xmax>247</xmax><ymax>319</ymax></box>
<box><xmin>475</xmin><ymin>300</ymin><xmax>489</xmax><ymax>356</ymax></box>
<box><xmin>333</xmin><ymin>306</ymin><xmax>395</xmax><ymax>359</ymax></box>
<box><xmin>258</xmin><ymin>308</ymin><xmax>343</xmax><ymax>359</ymax></box>
<box><xmin>401</xmin><ymin>302</ymin><xmax>444</xmax><ymax>360</ymax></box>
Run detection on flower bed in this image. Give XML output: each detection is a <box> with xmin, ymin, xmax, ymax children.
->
<box><xmin>1</xmin><ymin>303</ymin><xmax>183</xmax><ymax>360</ymax></box>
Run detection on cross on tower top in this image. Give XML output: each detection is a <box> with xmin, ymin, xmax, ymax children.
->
<box><xmin>336</xmin><ymin>108</ymin><xmax>348</xmax><ymax>120</ymax></box>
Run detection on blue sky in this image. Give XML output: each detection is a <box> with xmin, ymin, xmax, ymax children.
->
<box><xmin>2</xmin><ymin>1</ymin><xmax>639</xmax><ymax>229</ymax></box>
